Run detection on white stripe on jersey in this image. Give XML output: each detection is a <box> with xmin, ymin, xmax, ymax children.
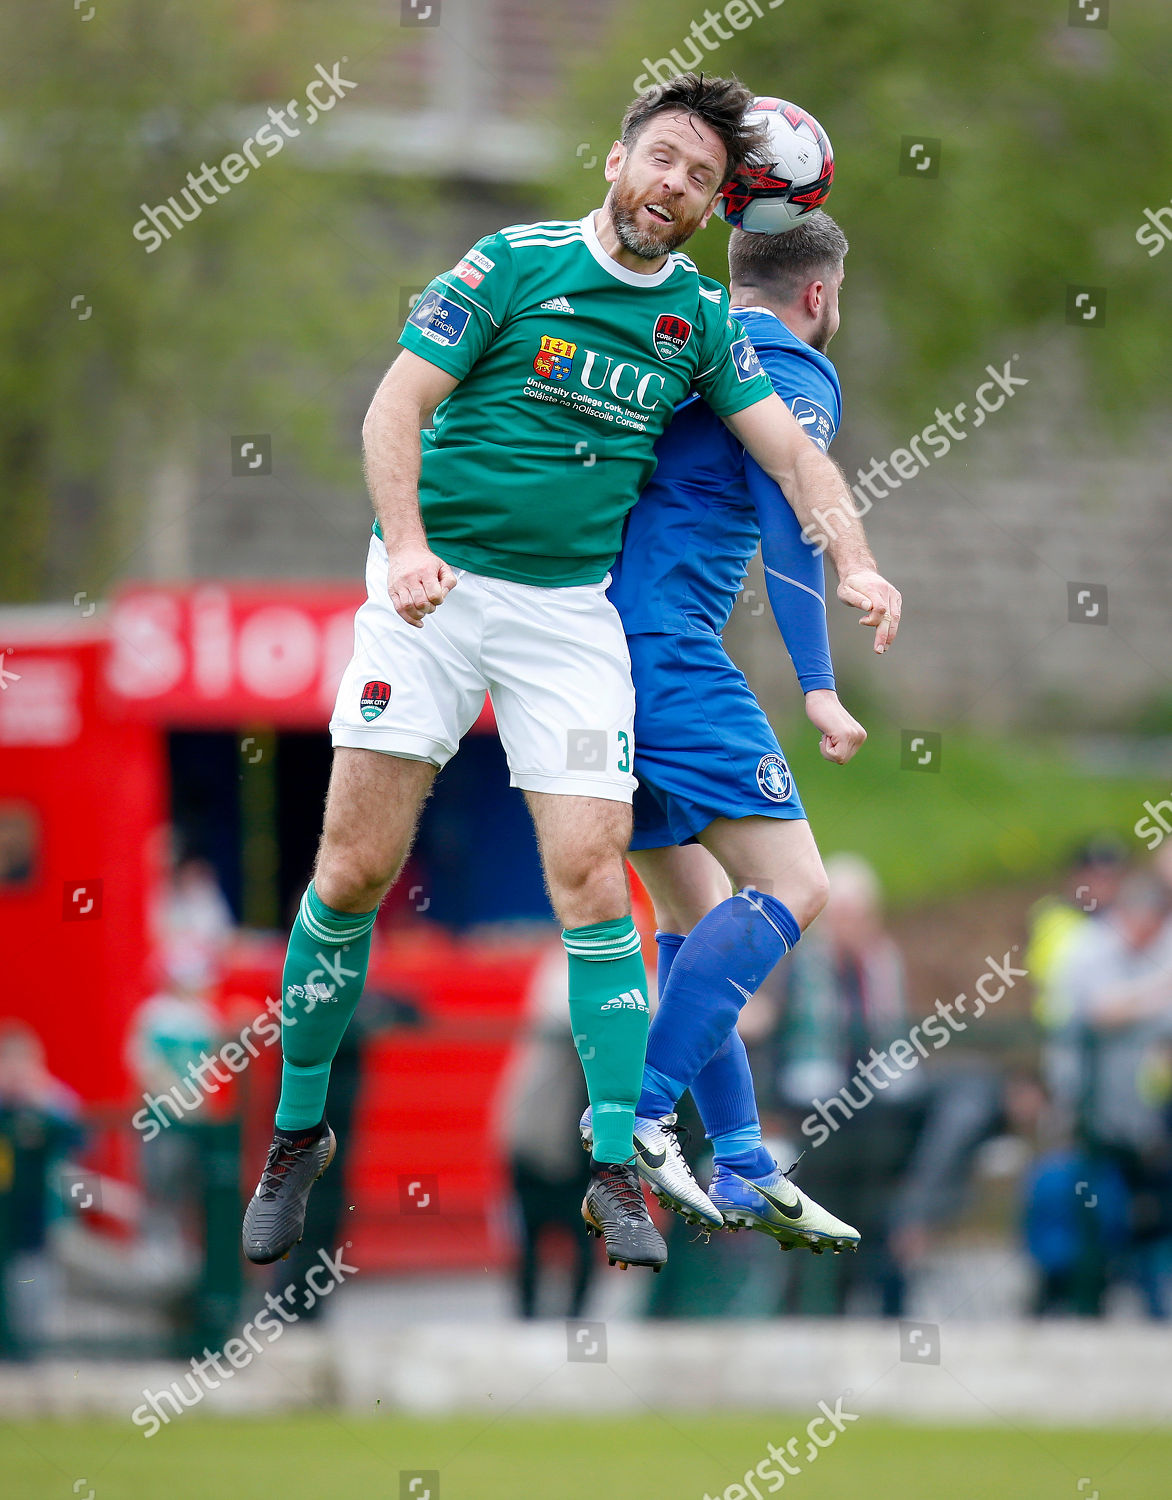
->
<box><xmin>505</xmin><ymin>233</ymin><xmax>586</xmax><ymax>250</ymax></box>
<box><xmin>501</xmin><ymin>220</ymin><xmax>580</xmax><ymax>240</ymax></box>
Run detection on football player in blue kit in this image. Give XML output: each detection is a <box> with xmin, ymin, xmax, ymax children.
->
<box><xmin>580</xmin><ymin>212</ymin><xmax>900</xmax><ymax>1252</ymax></box>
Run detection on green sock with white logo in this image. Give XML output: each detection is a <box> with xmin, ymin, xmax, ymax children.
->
<box><xmin>563</xmin><ymin>916</ymin><xmax>650</xmax><ymax>1165</ymax></box>
<box><xmin>275</xmin><ymin>883</ymin><xmax>378</xmax><ymax>1132</ymax></box>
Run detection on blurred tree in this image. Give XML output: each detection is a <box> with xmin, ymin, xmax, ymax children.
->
<box><xmin>0</xmin><ymin>0</ymin><xmax>400</xmax><ymax>601</ymax></box>
<box><xmin>561</xmin><ymin>0</ymin><xmax>1172</xmax><ymax>420</ymax></box>
<box><xmin>5</xmin><ymin>1</ymin><xmax>1171</xmax><ymax>603</ymax></box>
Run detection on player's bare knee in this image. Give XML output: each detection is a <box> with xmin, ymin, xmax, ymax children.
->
<box><xmin>736</xmin><ymin>858</ymin><xmax>828</xmax><ymax>932</ymax></box>
<box><xmin>798</xmin><ymin>861</ymin><xmax>831</xmax><ymax>929</ymax></box>
<box><xmin>546</xmin><ymin>848</ymin><xmax>629</xmax><ymax>929</ymax></box>
<box><xmin>313</xmin><ymin>845</ymin><xmax>395</xmax><ymax>914</ymax></box>
<box><xmin>652</xmin><ymin>891</ymin><xmax>714</xmax><ymax>935</ymax></box>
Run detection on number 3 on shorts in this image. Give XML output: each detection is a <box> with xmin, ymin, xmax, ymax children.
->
<box><xmin>616</xmin><ymin>730</ymin><xmax>631</xmax><ymax>774</ymax></box>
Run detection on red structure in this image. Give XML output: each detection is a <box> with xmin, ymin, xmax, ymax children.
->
<box><xmin>0</xmin><ymin>588</ymin><xmax>545</xmax><ymax>1273</ymax></box>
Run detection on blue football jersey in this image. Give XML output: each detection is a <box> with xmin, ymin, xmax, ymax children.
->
<box><xmin>607</xmin><ymin>306</ymin><xmax>842</xmax><ymax>690</ymax></box>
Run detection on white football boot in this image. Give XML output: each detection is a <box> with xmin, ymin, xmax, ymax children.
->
<box><xmin>580</xmin><ymin>1107</ymin><xmax>723</xmax><ymax>1230</ymax></box>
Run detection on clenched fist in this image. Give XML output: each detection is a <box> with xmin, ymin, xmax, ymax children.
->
<box><xmin>386</xmin><ymin>544</ymin><xmax>458</xmax><ymax>627</ymax></box>
<box><xmin>805</xmin><ymin>689</ymin><xmax>867</xmax><ymax>765</ymax></box>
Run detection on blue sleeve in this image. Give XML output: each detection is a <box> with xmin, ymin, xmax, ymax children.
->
<box><xmin>745</xmin><ymin>457</ymin><xmax>836</xmax><ymax>693</ymax></box>
<box><xmin>743</xmin><ymin>338</ymin><xmax>840</xmax><ymax>693</ymax></box>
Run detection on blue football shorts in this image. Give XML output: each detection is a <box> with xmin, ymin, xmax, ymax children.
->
<box><xmin>627</xmin><ymin>632</ymin><xmax>805</xmax><ymax>851</ymax></box>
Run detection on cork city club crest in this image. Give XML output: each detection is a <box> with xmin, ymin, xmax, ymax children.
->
<box><xmin>360</xmin><ymin>680</ymin><xmax>391</xmax><ymax>721</ymax></box>
<box><xmin>533</xmin><ymin>334</ymin><xmax>577</xmax><ymax>381</ymax></box>
<box><xmin>653</xmin><ymin>313</ymin><xmax>692</xmax><ymax>361</ymax></box>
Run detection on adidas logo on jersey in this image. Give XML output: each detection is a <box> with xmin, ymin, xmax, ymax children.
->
<box><xmin>601</xmin><ymin>989</ymin><xmax>648</xmax><ymax>1013</ymax></box>
<box><xmin>539</xmin><ymin>295</ymin><xmax>576</xmax><ymax>313</ymax></box>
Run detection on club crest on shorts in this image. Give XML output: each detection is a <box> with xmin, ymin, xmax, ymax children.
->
<box><xmin>756</xmin><ymin>753</ymin><xmax>793</xmax><ymax>803</ymax></box>
<box><xmin>360</xmin><ymin>680</ymin><xmax>391</xmax><ymax>721</ymax></box>
<box><xmin>653</xmin><ymin>313</ymin><xmax>692</xmax><ymax>361</ymax></box>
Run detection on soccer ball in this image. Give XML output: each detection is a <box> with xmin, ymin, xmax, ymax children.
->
<box><xmin>716</xmin><ymin>97</ymin><xmax>835</xmax><ymax>233</ymax></box>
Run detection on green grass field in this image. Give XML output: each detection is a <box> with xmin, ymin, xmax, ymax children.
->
<box><xmin>5</xmin><ymin>1414</ymin><xmax>1170</xmax><ymax>1499</ymax></box>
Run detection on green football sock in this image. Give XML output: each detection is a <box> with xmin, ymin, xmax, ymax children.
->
<box><xmin>274</xmin><ymin>883</ymin><xmax>378</xmax><ymax>1132</ymax></box>
<box><xmin>563</xmin><ymin>916</ymin><xmax>650</xmax><ymax>1165</ymax></box>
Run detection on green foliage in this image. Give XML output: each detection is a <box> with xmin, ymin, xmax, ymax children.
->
<box><xmin>5</xmin><ymin>2</ymin><xmax>1171</xmax><ymax>603</ymax></box>
<box><xmin>782</xmin><ymin>721</ymin><xmax>1155</xmax><ymax>907</ymax></box>
<box><xmin>560</xmin><ymin>0</ymin><xmax>1172</xmax><ymax>420</ymax></box>
<box><xmin>0</xmin><ymin>1</ymin><xmax>400</xmax><ymax>599</ymax></box>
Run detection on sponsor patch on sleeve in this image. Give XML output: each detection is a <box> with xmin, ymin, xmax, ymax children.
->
<box><xmin>463</xmin><ymin>247</ymin><xmax>495</xmax><ymax>274</ymax></box>
<box><xmin>408</xmin><ymin>291</ymin><xmax>471</xmax><ymax>347</ymax></box>
<box><xmin>731</xmin><ymin>335</ymin><xmax>765</xmax><ymax>383</ymax></box>
<box><xmin>454</xmin><ymin>259</ymin><xmax>484</xmax><ymax>288</ymax></box>
<box><xmin>788</xmin><ymin>396</ymin><xmax>836</xmax><ymax>451</ymax></box>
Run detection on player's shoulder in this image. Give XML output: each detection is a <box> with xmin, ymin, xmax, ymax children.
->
<box><xmin>673</xmin><ymin>257</ymin><xmax>731</xmax><ymax>315</ymax></box>
<box><xmin>739</xmin><ymin>309</ymin><xmax>840</xmax><ymax>384</ymax></box>
<box><xmin>665</xmin><ymin>262</ymin><xmax>738</xmax><ymax>360</ymax></box>
<box><xmin>495</xmin><ymin>217</ymin><xmax>587</xmax><ymax>252</ymax></box>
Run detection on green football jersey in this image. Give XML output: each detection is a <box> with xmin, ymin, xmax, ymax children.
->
<box><xmin>388</xmin><ymin>212</ymin><xmax>775</xmax><ymax>587</ymax></box>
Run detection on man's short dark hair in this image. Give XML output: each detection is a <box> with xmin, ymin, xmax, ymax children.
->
<box><xmin>728</xmin><ymin>211</ymin><xmax>849</xmax><ymax>303</ymax></box>
<box><xmin>621</xmin><ymin>73</ymin><xmax>769</xmax><ymax>178</ymax></box>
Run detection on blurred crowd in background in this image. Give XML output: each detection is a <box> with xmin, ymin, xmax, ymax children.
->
<box><xmin>3</xmin><ymin>0</ymin><xmax>1172</xmax><ymax>1374</ymax></box>
<box><xmin>5</xmin><ymin>832</ymin><xmax>1172</xmax><ymax>1359</ymax></box>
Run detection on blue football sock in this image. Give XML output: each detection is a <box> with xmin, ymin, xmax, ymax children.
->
<box><xmin>635</xmin><ymin>931</ymin><xmax>685</xmax><ymax>1120</ymax></box>
<box><xmin>691</xmin><ymin>1032</ymin><xmax>772</xmax><ymax>1174</ymax></box>
<box><xmin>654</xmin><ymin>930</ymin><xmax>685</xmax><ymax>990</ymax></box>
<box><xmin>709</xmin><ymin>1120</ymin><xmax>775</xmax><ymax>1177</ymax></box>
<box><xmin>636</xmin><ymin>887</ymin><xmax>800</xmax><ymax>1118</ymax></box>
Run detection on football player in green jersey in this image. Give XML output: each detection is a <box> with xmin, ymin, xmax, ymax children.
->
<box><xmin>243</xmin><ymin>72</ymin><xmax>900</xmax><ymax>1275</ymax></box>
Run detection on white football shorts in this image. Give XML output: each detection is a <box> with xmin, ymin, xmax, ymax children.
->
<box><xmin>330</xmin><ymin>535</ymin><xmax>637</xmax><ymax>802</ymax></box>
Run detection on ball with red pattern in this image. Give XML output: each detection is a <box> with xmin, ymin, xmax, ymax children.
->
<box><xmin>716</xmin><ymin>97</ymin><xmax>835</xmax><ymax>233</ymax></box>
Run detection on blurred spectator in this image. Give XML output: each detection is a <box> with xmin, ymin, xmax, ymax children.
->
<box><xmin>1022</xmin><ymin>1142</ymin><xmax>1130</xmax><ymax>1317</ymax></box>
<box><xmin>769</xmin><ymin>854</ymin><xmax>921</xmax><ymax>1315</ymax></box>
<box><xmin>753</xmin><ymin>855</ymin><xmax>1008</xmax><ymax>1317</ymax></box>
<box><xmin>154</xmin><ymin>853</ymin><xmax>235</xmax><ymax>990</ymax></box>
<box><xmin>0</xmin><ymin>1022</ymin><xmax>82</xmax><ymax>1357</ymax></box>
<box><xmin>1026</xmin><ymin>835</ymin><xmax>1127</xmax><ymax>1121</ymax></box>
<box><xmin>773</xmin><ymin>854</ymin><xmax>908</xmax><ymax>1109</ymax></box>
<box><xmin>1050</xmin><ymin>872</ymin><xmax>1172</xmax><ymax>1316</ymax></box>
<box><xmin>494</xmin><ymin>943</ymin><xmax>593</xmax><ymax>1319</ymax></box>
<box><xmin>1153</xmin><ymin>838</ymin><xmax>1172</xmax><ymax>903</ymax></box>
<box><xmin>126</xmin><ymin>953</ymin><xmax>223</xmax><ymax>1263</ymax></box>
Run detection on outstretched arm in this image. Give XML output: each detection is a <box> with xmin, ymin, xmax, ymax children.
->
<box><xmin>746</xmin><ymin>455</ymin><xmax>866</xmax><ymax>766</ymax></box>
<box><xmin>362</xmin><ymin>349</ymin><xmax>461</xmax><ymax>627</ymax></box>
<box><xmin>725</xmin><ymin>393</ymin><xmax>902</xmax><ymax>654</ymax></box>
